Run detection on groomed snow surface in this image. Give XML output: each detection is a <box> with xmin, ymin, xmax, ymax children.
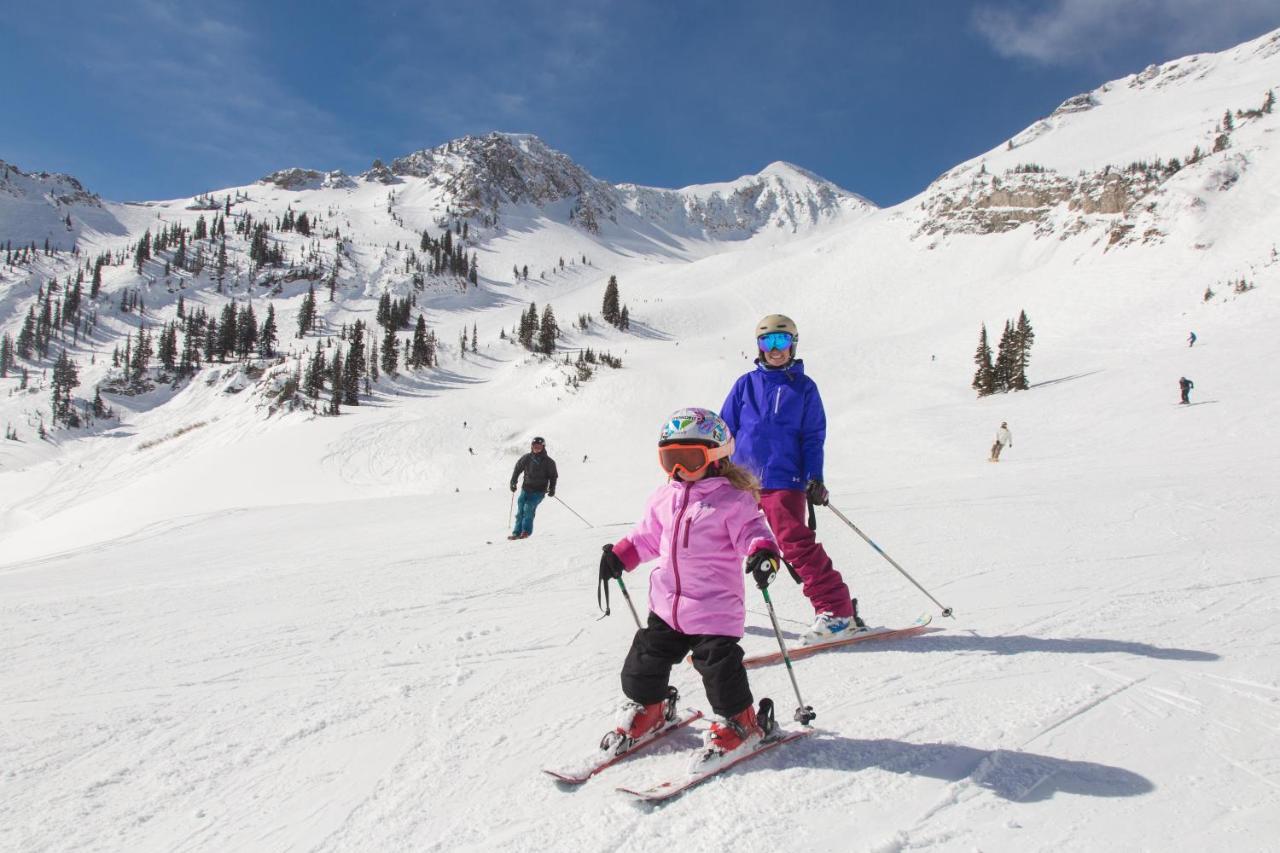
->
<box><xmin>2</xmin><ymin>208</ymin><xmax>1278</xmax><ymax>851</ymax></box>
<box><xmin>4</xmin><ymin>28</ymin><xmax>1280</xmax><ymax>850</ymax></box>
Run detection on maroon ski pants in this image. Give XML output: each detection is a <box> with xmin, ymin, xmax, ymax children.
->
<box><xmin>759</xmin><ymin>489</ymin><xmax>853</xmax><ymax>618</ymax></box>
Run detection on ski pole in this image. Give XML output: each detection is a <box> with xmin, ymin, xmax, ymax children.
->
<box><xmin>508</xmin><ymin>490</ymin><xmax>516</xmax><ymax>530</ymax></box>
<box><xmin>616</xmin><ymin>577</ymin><xmax>643</xmax><ymax>630</ymax></box>
<box><xmin>825</xmin><ymin>502</ymin><xmax>954</xmax><ymax>618</ymax></box>
<box><xmin>554</xmin><ymin>495</ymin><xmax>594</xmax><ymax>528</ymax></box>
<box><xmin>759</xmin><ymin>575</ymin><xmax>815</xmax><ymax>726</ymax></box>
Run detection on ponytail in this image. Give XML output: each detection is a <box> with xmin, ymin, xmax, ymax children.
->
<box><xmin>713</xmin><ymin>459</ymin><xmax>761</xmax><ymax>501</ymax></box>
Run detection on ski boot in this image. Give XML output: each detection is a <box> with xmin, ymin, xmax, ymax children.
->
<box><xmin>599</xmin><ymin>686</ymin><xmax>679</xmax><ymax>755</ymax></box>
<box><xmin>801</xmin><ymin>598</ymin><xmax>866</xmax><ymax>645</ymax></box>
<box><xmin>692</xmin><ymin>699</ymin><xmax>772</xmax><ymax>770</ymax></box>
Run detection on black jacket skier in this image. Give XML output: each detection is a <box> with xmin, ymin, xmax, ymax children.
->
<box><xmin>511</xmin><ymin>442</ymin><xmax>558</xmax><ymax>495</ymax></box>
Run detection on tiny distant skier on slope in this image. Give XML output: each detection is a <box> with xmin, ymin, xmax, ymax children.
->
<box><xmin>509</xmin><ymin>436</ymin><xmax>557</xmax><ymax>539</ymax></box>
<box><xmin>1188</xmin><ymin>331</ymin><xmax>1197</xmax><ymax>347</ymax></box>
<box><xmin>720</xmin><ymin>314</ymin><xmax>865</xmax><ymax>645</ymax></box>
<box><xmin>597</xmin><ymin>408</ymin><xmax>783</xmax><ymax>767</ymax></box>
<box><xmin>990</xmin><ymin>422</ymin><xmax>1012</xmax><ymax>462</ymax></box>
<box><xmin>1180</xmin><ymin>377</ymin><xmax>1194</xmax><ymax>405</ymax></box>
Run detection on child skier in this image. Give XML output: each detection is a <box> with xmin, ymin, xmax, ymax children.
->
<box><xmin>598</xmin><ymin>407</ymin><xmax>783</xmax><ymax>768</ymax></box>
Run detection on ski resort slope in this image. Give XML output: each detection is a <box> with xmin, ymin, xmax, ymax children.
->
<box><xmin>2</xmin><ymin>164</ymin><xmax>1279</xmax><ymax>852</ymax></box>
<box><xmin>4</xmin><ymin>28</ymin><xmax>1280</xmax><ymax>852</ymax></box>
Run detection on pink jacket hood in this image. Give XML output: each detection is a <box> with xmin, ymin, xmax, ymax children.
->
<box><xmin>613</xmin><ymin>476</ymin><xmax>776</xmax><ymax>637</ymax></box>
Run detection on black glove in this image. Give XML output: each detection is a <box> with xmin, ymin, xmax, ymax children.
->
<box><xmin>745</xmin><ymin>550</ymin><xmax>780</xmax><ymax>589</ymax></box>
<box><xmin>805</xmin><ymin>479</ymin><xmax>829</xmax><ymax>506</ymax></box>
<box><xmin>510</xmin><ymin>483</ymin><xmax>517</xmax><ymax>492</ymax></box>
<box><xmin>599</xmin><ymin>544</ymin><xmax>624</xmax><ymax>581</ymax></box>
<box><xmin>547</xmin><ymin>489</ymin><xmax>555</xmax><ymax>498</ymax></box>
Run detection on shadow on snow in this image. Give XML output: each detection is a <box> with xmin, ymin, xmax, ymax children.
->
<box><xmin>789</xmin><ymin>735</ymin><xmax>1155</xmax><ymax>801</ymax></box>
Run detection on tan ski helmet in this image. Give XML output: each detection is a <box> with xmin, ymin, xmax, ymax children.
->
<box><xmin>756</xmin><ymin>314</ymin><xmax>798</xmax><ymax>339</ymax></box>
<box><xmin>756</xmin><ymin>313</ymin><xmax>798</xmax><ymax>359</ymax></box>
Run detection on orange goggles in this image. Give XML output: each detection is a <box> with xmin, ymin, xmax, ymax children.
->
<box><xmin>657</xmin><ymin>441</ymin><xmax>734</xmax><ymax>477</ymax></box>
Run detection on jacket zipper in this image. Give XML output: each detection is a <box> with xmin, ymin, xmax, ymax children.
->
<box><xmin>669</xmin><ymin>485</ymin><xmax>692</xmax><ymax>633</ymax></box>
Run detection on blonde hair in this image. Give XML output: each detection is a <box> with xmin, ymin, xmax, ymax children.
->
<box><xmin>714</xmin><ymin>459</ymin><xmax>761</xmax><ymax>501</ymax></box>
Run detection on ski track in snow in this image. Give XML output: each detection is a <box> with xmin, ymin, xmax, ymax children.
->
<box><xmin>5</xmin><ymin>34</ymin><xmax>1280</xmax><ymax>851</ymax></box>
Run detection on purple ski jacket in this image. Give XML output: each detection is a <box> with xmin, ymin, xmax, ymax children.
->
<box><xmin>612</xmin><ymin>477</ymin><xmax>776</xmax><ymax>638</ymax></box>
<box><xmin>720</xmin><ymin>359</ymin><xmax>826</xmax><ymax>491</ymax></box>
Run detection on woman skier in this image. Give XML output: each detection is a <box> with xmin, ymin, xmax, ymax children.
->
<box><xmin>720</xmin><ymin>314</ymin><xmax>863</xmax><ymax>643</ymax></box>
<box><xmin>598</xmin><ymin>407</ymin><xmax>783</xmax><ymax>767</ymax></box>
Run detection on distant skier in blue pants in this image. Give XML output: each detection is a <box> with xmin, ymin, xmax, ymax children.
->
<box><xmin>1187</xmin><ymin>331</ymin><xmax>1197</xmax><ymax>347</ymax></box>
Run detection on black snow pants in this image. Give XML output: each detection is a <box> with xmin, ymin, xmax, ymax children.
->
<box><xmin>621</xmin><ymin>612</ymin><xmax>752</xmax><ymax>719</ymax></box>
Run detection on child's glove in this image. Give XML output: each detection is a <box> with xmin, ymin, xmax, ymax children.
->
<box><xmin>599</xmin><ymin>544</ymin><xmax>625</xmax><ymax>581</ymax></box>
<box><xmin>745</xmin><ymin>550</ymin><xmax>781</xmax><ymax>589</ymax></box>
<box><xmin>805</xmin><ymin>479</ymin><xmax>829</xmax><ymax>506</ymax></box>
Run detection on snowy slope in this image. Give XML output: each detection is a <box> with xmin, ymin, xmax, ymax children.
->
<box><xmin>0</xmin><ymin>160</ymin><xmax>127</xmax><ymax>252</ymax></box>
<box><xmin>2</xmin><ymin>28</ymin><xmax>1280</xmax><ymax>853</ymax></box>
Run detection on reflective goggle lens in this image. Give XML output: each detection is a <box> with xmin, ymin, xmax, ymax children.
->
<box><xmin>657</xmin><ymin>444</ymin><xmax>712</xmax><ymax>475</ymax></box>
<box><xmin>757</xmin><ymin>332</ymin><xmax>794</xmax><ymax>352</ymax></box>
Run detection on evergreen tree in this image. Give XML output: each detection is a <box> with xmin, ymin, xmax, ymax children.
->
<box><xmin>219</xmin><ymin>302</ymin><xmax>239</xmax><ymax>360</ymax></box>
<box><xmin>410</xmin><ymin>315</ymin><xmax>430</xmax><ymax>369</ymax></box>
<box><xmin>259</xmin><ymin>304</ymin><xmax>278</xmax><ymax>357</ymax></box>
<box><xmin>16</xmin><ymin>308</ymin><xmax>35</xmax><ymax>359</ymax></box>
<box><xmin>602</xmin><ymin>275</ymin><xmax>621</xmax><ymax>326</ymax></box>
<box><xmin>519</xmin><ymin>302</ymin><xmax>537</xmax><ymax>350</ymax></box>
<box><xmin>971</xmin><ymin>324</ymin><xmax>995</xmax><ymax>397</ymax></box>
<box><xmin>0</xmin><ymin>333</ymin><xmax>13</xmax><ymax>377</ymax></box>
<box><xmin>297</xmin><ymin>285</ymin><xmax>316</xmax><ymax>337</ymax></box>
<box><xmin>157</xmin><ymin>322</ymin><xmax>178</xmax><ymax>371</ymax></box>
<box><xmin>236</xmin><ymin>304</ymin><xmax>259</xmax><ymax>359</ymax></box>
<box><xmin>50</xmin><ymin>349</ymin><xmax>80</xmax><ymax>427</ymax></box>
<box><xmin>304</xmin><ymin>344</ymin><xmax>325</xmax><ymax>399</ymax></box>
<box><xmin>381</xmin><ymin>322</ymin><xmax>398</xmax><ymax>376</ymax></box>
<box><xmin>1011</xmin><ymin>310</ymin><xmax>1035</xmax><ymax>391</ymax></box>
<box><xmin>36</xmin><ymin>299</ymin><xmax>53</xmax><ymax>358</ymax></box>
<box><xmin>993</xmin><ymin>320</ymin><xmax>1016</xmax><ymax>393</ymax></box>
<box><xmin>204</xmin><ymin>318</ymin><xmax>218</xmax><ymax>363</ymax></box>
<box><xmin>538</xmin><ymin>305</ymin><xmax>559</xmax><ymax>355</ymax></box>
<box><xmin>343</xmin><ymin>321</ymin><xmax>364</xmax><ymax>405</ymax></box>
<box><xmin>329</xmin><ymin>348</ymin><xmax>344</xmax><ymax>414</ymax></box>
<box><xmin>214</xmin><ymin>237</ymin><xmax>228</xmax><ymax>292</ymax></box>
<box><xmin>619</xmin><ymin>305</ymin><xmax>630</xmax><ymax>331</ymax></box>
<box><xmin>134</xmin><ymin>230</ymin><xmax>151</xmax><ymax>272</ymax></box>
<box><xmin>131</xmin><ymin>326</ymin><xmax>153</xmax><ymax>380</ymax></box>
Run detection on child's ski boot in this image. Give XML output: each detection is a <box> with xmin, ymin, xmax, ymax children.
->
<box><xmin>599</xmin><ymin>686</ymin><xmax>680</xmax><ymax>755</ymax></box>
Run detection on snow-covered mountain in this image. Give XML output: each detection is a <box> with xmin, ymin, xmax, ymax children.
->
<box><xmin>2</xmin><ymin>28</ymin><xmax>1280</xmax><ymax>852</ymax></box>
<box><xmin>0</xmin><ymin>159</ymin><xmax>127</xmax><ymax>251</ymax></box>
<box><xmin>917</xmin><ymin>28</ymin><xmax>1280</xmax><ymax>245</ymax></box>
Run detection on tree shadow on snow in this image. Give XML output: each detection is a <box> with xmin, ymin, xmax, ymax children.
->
<box><xmin>789</xmin><ymin>735</ymin><xmax>1154</xmax><ymax>801</ymax></box>
<box><xmin>840</xmin><ymin>632</ymin><xmax>1218</xmax><ymax>662</ymax></box>
<box><xmin>1028</xmin><ymin>370</ymin><xmax>1104</xmax><ymax>389</ymax></box>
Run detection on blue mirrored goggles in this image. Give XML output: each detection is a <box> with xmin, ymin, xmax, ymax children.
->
<box><xmin>757</xmin><ymin>331</ymin><xmax>795</xmax><ymax>352</ymax></box>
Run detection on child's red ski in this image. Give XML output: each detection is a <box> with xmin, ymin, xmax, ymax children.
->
<box><xmin>743</xmin><ymin>614</ymin><xmax>934</xmax><ymax>669</ymax></box>
<box><xmin>616</xmin><ymin>727</ymin><xmax>814</xmax><ymax>802</ymax></box>
<box><xmin>543</xmin><ymin>708</ymin><xmax>704</xmax><ymax>785</ymax></box>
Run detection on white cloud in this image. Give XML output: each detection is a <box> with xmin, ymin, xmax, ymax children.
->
<box><xmin>972</xmin><ymin>0</ymin><xmax>1279</xmax><ymax>66</ymax></box>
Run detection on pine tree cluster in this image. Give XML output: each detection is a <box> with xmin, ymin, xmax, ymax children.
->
<box><xmin>601</xmin><ymin>276</ymin><xmax>631</xmax><ymax>330</ymax></box>
<box><xmin>973</xmin><ymin>310</ymin><xmax>1035</xmax><ymax>397</ymax></box>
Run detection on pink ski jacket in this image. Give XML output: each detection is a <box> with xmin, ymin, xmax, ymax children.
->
<box><xmin>612</xmin><ymin>476</ymin><xmax>777</xmax><ymax>638</ymax></box>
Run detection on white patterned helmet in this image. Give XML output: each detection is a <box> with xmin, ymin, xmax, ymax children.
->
<box><xmin>659</xmin><ymin>407</ymin><xmax>733</xmax><ymax>447</ymax></box>
<box><xmin>657</xmin><ymin>407</ymin><xmax>735</xmax><ymax>476</ymax></box>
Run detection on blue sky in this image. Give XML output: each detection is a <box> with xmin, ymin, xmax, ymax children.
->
<box><xmin>1</xmin><ymin>0</ymin><xmax>1276</xmax><ymax>206</ymax></box>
